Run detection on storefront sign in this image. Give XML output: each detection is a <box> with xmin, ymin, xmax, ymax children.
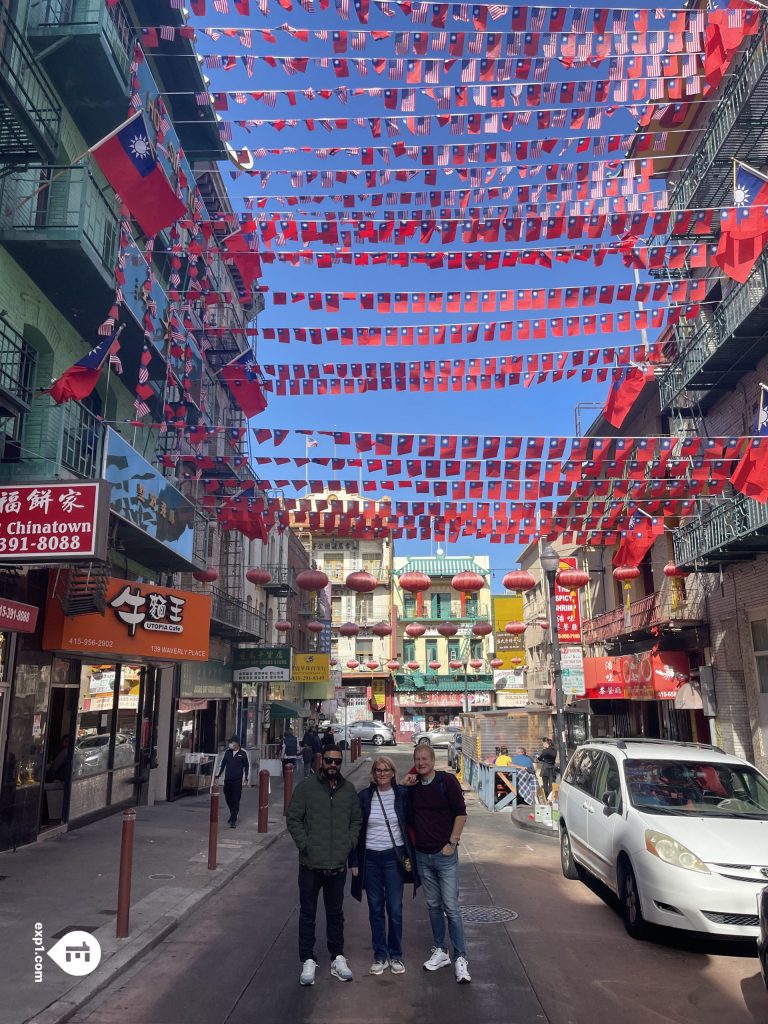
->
<box><xmin>233</xmin><ymin>646</ymin><xmax>291</xmax><ymax>683</ymax></box>
<box><xmin>583</xmin><ymin>651</ymin><xmax>691</xmax><ymax>700</ymax></box>
<box><xmin>491</xmin><ymin>595</ymin><xmax>526</xmax><ymax>668</ymax></box>
<box><xmin>493</xmin><ymin>668</ymin><xmax>525</xmax><ymax>690</ymax></box>
<box><xmin>555</xmin><ymin>557</ymin><xmax>582</xmax><ymax>644</ymax></box>
<box><xmin>0</xmin><ymin>482</ymin><xmax>107</xmax><ymax>561</ymax></box>
<box><xmin>0</xmin><ymin>597</ymin><xmax>38</xmax><ymax>633</ymax></box>
<box><xmin>181</xmin><ymin>659</ymin><xmax>232</xmax><ymax>699</ymax></box>
<box><xmin>293</xmin><ymin>653</ymin><xmax>330</xmax><ymax>684</ymax></box>
<box><xmin>495</xmin><ymin>691</ymin><xmax>529</xmax><ymax>708</ymax></box>
<box><xmin>561</xmin><ymin>646</ymin><xmax>586</xmax><ymax>696</ymax></box>
<box><xmin>397</xmin><ymin>691</ymin><xmax>492</xmax><ymax>707</ymax></box>
<box><xmin>43</xmin><ymin>576</ymin><xmax>211</xmax><ymax>661</ymax></box>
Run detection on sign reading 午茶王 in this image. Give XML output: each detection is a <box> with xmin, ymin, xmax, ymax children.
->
<box><xmin>0</xmin><ymin>482</ymin><xmax>107</xmax><ymax>562</ymax></box>
<box><xmin>560</xmin><ymin>646</ymin><xmax>586</xmax><ymax>696</ymax></box>
<box><xmin>292</xmin><ymin>653</ymin><xmax>331</xmax><ymax>684</ymax></box>
<box><xmin>233</xmin><ymin>646</ymin><xmax>292</xmax><ymax>683</ymax></box>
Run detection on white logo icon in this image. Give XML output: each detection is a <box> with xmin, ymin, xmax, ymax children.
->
<box><xmin>47</xmin><ymin>931</ymin><xmax>101</xmax><ymax>976</ymax></box>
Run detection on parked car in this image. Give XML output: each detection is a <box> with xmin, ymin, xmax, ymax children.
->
<box><xmin>448</xmin><ymin>731</ymin><xmax>463</xmax><ymax>770</ymax></box>
<box><xmin>759</xmin><ymin>885</ymin><xmax>768</xmax><ymax>989</ymax></box>
<box><xmin>558</xmin><ymin>738</ymin><xmax>768</xmax><ymax>940</ymax></box>
<box><xmin>413</xmin><ymin>725</ymin><xmax>462</xmax><ymax>749</ymax></box>
<box><xmin>334</xmin><ymin>719</ymin><xmax>396</xmax><ymax>748</ymax></box>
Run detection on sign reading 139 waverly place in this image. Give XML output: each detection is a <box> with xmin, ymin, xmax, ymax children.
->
<box><xmin>0</xmin><ymin>482</ymin><xmax>108</xmax><ymax>561</ymax></box>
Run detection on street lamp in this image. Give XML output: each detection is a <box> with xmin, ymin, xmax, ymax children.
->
<box><xmin>540</xmin><ymin>544</ymin><xmax>567</xmax><ymax>780</ymax></box>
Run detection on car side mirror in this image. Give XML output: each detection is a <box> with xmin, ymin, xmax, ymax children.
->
<box><xmin>602</xmin><ymin>791</ymin><xmax>617</xmax><ymax>815</ymax></box>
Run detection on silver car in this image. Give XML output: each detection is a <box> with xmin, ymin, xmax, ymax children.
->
<box><xmin>413</xmin><ymin>725</ymin><xmax>462</xmax><ymax>749</ymax></box>
<box><xmin>337</xmin><ymin>719</ymin><xmax>396</xmax><ymax>747</ymax></box>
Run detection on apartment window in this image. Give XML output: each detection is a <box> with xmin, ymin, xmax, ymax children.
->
<box><xmin>356</xmin><ymin>640</ymin><xmax>373</xmax><ymax>662</ymax></box>
<box><xmin>403</xmin><ymin>595</ymin><xmax>417</xmax><ymax>617</ymax></box>
<box><xmin>426</xmin><ymin>640</ymin><xmax>438</xmax><ymax>663</ymax></box>
<box><xmin>750</xmin><ymin>617</ymin><xmax>768</xmax><ymax>694</ymax></box>
<box><xmin>357</xmin><ymin>594</ymin><xmax>373</xmax><ymax>622</ymax></box>
<box><xmin>448</xmin><ymin>641</ymin><xmax>460</xmax><ymax>662</ymax></box>
<box><xmin>470</xmin><ymin>639</ymin><xmax>483</xmax><ymax>660</ymax></box>
<box><xmin>403</xmin><ymin>640</ymin><xmax>415</xmax><ymax>663</ymax></box>
<box><xmin>362</xmin><ymin>558</ymin><xmax>382</xmax><ymax>578</ymax></box>
<box><xmin>324</xmin><ymin>556</ymin><xmax>344</xmax><ymax>581</ymax></box>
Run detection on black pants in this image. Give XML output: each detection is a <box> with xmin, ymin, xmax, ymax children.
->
<box><xmin>540</xmin><ymin>768</ymin><xmax>556</xmax><ymax>798</ymax></box>
<box><xmin>298</xmin><ymin>864</ymin><xmax>346</xmax><ymax>962</ymax></box>
<box><xmin>223</xmin><ymin>780</ymin><xmax>243</xmax><ymax>822</ymax></box>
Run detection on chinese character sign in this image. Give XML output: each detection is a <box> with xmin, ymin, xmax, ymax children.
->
<box><xmin>293</xmin><ymin>653</ymin><xmax>331</xmax><ymax>684</ymax></box>
<box><xmin>0</xmin><ymin>483</ymin><xmax>105</xmax><ymax>561</ymax></box>
<box><xmin>583</xmin><ymin>652</ymin><xmax>690</xmax><ymax>700</ymax></box>
<box><xmin>491</xmin><ymin>595</ymin><xmax>526</xmax><ymax>668</ymax></box>
<box><xmin>233</xmin><ymin>647</ymin><xmax>292</xmax><ymax>683</ymax></box>
<box><xmin>560</xmin><ymin>646</ymin><xmax>586</xmax><ymax>696</ymax></box>
<box><xmin>43</xmin><ymin>576</ymin><xmax>210</xmax><ymax>661</ymax></box>
<box><xmin>554</xmin><ymin>557</ymin><xmax>582</xmax><ymax>644</ymax></box>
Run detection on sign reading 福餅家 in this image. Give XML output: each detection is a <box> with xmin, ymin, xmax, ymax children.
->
<box><xmin>0</xmin><ymin>483</ymin><xmax>107</xmax><ymax>561</ymax></box>
<box><xmin>43</xmin><ymin>576</ymin><xmax>210</xmax><ymax>662</ymax></box>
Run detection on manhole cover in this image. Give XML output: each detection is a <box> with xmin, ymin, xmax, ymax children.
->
<box><xmin>460</xmin><ymin>906</ymin><xmax>518</xmax><ymax>924</ymax></box>
<box><xmin>148</xmin><ymin>873</ymin><xmax>175</xmax><ymax>880</ymax></box>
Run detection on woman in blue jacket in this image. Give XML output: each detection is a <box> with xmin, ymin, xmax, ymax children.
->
<box><xmin>350</xmin><ymin>755</ymin><xmax>419</xmax><ymax>976</ymax></box>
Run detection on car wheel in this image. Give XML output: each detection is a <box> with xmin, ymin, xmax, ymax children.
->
<box><xmin>560</xmin><ymin>825</ymin><xmax>582</xmax><ymax>880</ymax></box>
<box><xmin>619</xmin><ymin>859</ymin><xmax>647</xmax><ymax>940</ymax></box>
<box><xmin>372</xmin><ymin>734</ymin><xmax>384</xmax><ymax>746</ymax></box>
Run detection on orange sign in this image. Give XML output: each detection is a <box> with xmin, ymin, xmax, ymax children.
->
<box><xmin>43</xmin><ymin>575</ymin><xmax>211</xmax><ymax>662</ymax></box>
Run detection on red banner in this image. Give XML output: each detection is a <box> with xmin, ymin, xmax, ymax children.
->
<box><xmin>0</xmin><ymin>597</ymin><xmax>38</xmax><ymax>633</ymax></box>
<box><xmin>554</xmin><ymin>556</ymin><xmax>582</xmax><ymax>643</ymax></box>
<box><xmin>583</xmin><ymin>651</ymin><xmax>691</xmax><ymax>701</ymax></box>
<box><xmin>0</xmin><ymin>483</ymin><xmax>106</xmax><ymax>562</ymax></box>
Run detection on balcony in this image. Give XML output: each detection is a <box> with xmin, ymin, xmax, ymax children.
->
<box><xmin>208</xmin><ymin>586</ymin><xmax>266</xmax><ymax>642</ymax></box>
<box><xmin>0</xmin><ymin>318</ymin><xmax>37</xmax><ymax>415</ymax></box>
<box><xmin>0</xmin><ymin>5</ymin><xmax>61</xmax><ymax>165</ymax></box>
<box><xmin>1</xmin><ymin>399</ymin><xmax>104</xmax><ymax>482</ymax></box>
<box><xmin>327</xmin><ymin>569</ymin><xmax>390</xmax><ymax>587</ymax></box>
<box><xmin>658</xmin><ymin>250</ymin><xmax>768</xmax><ymax>412</ymax></box>
<box><xmin>673</xmin><ymin>492</ymin><xmax>768</xmax><ymax>568</ymax></box>
<box><xmin>0</xmin><ymin>164</ymin><xmax>119</xmax><ymax>330</ymax></box>
<box><xmin>28</xmin><ymin>0</ymin><xmax>132</xmax><ymax>140</ymax></box>
<box><xmin>399</xmin><ymin>604</ymin><xmax>490</xmax><ymax>623</ymax></box>
<box><xmin>582</xmin><ymin>589</ymin><xmax>706</xmax><ymax>646</ymax></box>
<box><xmin>260</xmin><ymin>565</ymin><xmax>298</xmax><ymax>596</ymax></box>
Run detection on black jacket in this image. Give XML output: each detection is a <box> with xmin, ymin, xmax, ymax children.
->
<box><xmin>350</xmin><ymin>782</ymin><xmax>420</xmax><ymax>901</ymax></box>
<box><xmin>217</xmin><ymin>747</ymin><xmax>250</xmax><ymax>783</ymax></box>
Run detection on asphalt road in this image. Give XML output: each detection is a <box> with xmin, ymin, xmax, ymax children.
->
<box><xmin>69</xmin><ymin>748</ymin><xmax>767</xmax><ymax>1024</ymax></box>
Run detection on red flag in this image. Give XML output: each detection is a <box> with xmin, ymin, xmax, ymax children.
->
<box><xmin>90</xmin><ymin>113</ymin><xmax>185</xmax><ymax>236</ymax></box>
<box><xmin>730</xmin><ymin>441</ymin><xmax>768</xmax><ymax>502</ymax></box>
<box><xmin>613</xmin><ymin>528</ymin><xmax>656</xmax><ymax>568</ymax></box>
<box><xmin>222</xmin><ymin>229</ymin><xmax>261</xmax><ymax>291</ymax></box>
<box><xmin>48</xmin><ymin>329</ymin><xmax>120</xmax><ymax>405</ymax></box>
<box><xmin>220</xmin><ymin>350</ymin><xmax>268</xmax><ymax>418</ymax></box>
<box><xmin>602</xmin><ymin>367</ymin><xmax>652</xmax><ymax>428</ymax></box>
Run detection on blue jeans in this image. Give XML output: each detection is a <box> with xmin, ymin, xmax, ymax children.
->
<box><xmin>363</xmin><ymin>847</ymin><xmax>404</xmax><ymax>961</ymax></box>
<box><xmin>415</xmin><ymin>849</ymin><xmax>466</xmax><ymax>959</ymax></box>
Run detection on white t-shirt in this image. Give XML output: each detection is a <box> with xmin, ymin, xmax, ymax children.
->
<box><xmin>366</xmin><ymin>787</ymin><xmax>404</xmax><ymax>851</ymax></box>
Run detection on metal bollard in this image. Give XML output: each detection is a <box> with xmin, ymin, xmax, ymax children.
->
<box><xmin>116</xmin><ymin>808</ymin><xmax>137</xmax><ymax>938</ymax></box>
<box><xmin>258</xmin><ymin>769</ymin><xmax>270</xmax><ymax>833</ymax></box>
<box><xmin>208</xmin><ymin>783</ymin><xmax>220</xmax><ymax>870</ymax></box>
<box><xmin>283</xmin><ymin>762</ymin><xmax>294</xmax><ymax>816</ymax></box>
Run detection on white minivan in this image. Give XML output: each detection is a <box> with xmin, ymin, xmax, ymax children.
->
<box><xmin>558</xmin><ymin>738</ymin><xmax>768</xmax><ymax>940</ymax></box>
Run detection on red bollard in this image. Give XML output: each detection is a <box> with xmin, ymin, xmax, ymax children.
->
<box><xmin>350</xmin><ymin>738</ymin><xmax>357</xmax><ymax>763</ymax></box>
<box><xmin>208</xmin><ymin>783</ymin><xmax>220</xmax><ymax>870</ymax></box>
<box><xmin>258</xmin><ymin>769</ymin><xmax>270</xmax><ymax>833</ymax></box>
<box><xmin>116</xmin><ymin>808</ymin><xmax>136</xmax><ymax>938</ymax></box>
<box><xmin>283</xmin><ymin>762</ymin><xmax>294</xmax><ymax>816</ymax></box>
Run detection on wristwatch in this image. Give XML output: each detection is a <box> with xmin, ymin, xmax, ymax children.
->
<box><xmin>448</xmin><ymin>839</ymin><xmax>460</xmax><ymax>847</ymax></box>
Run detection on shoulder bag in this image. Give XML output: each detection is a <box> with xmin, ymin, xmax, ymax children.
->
<box><xmin>375</xmin><ymin>788</ymin><xmax>414</xmax><ymax>883</ymax></box>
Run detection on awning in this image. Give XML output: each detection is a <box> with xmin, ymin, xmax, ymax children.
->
<box><xmin>269</xmin><ymin>701</ymin><xmax>307</xmax><ymax>719</ymax></box>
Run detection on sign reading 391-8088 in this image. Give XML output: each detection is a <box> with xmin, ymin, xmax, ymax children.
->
<box><xmin>0</xmin><ymin>483</ymin><xmax>105</xmax><ymax>561</ymax></box>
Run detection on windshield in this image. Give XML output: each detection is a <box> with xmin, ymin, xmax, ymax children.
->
<box><xmin>624</xmin><ymin>759</ymin><xmax>768</xmax><ymax>819</ymax></box>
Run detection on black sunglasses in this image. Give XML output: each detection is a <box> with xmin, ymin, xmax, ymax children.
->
<box><xmin>323</xmin><ymin>757</ymin><xmax>342</xmax><ymax>765</ymax></box>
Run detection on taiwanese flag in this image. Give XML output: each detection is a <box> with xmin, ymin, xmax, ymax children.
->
<box><xmin>222</xmin><ymin>229</ymin><xmax>261</xmax><ymax>291</ymax></box>
<box><xmin>220</xmin><ymin>350</ymin><xmax>268</xmax><ymax>418</ymax></box>
<box><xmin>715</xmin><ymin>162</ymin><xmax>768</xmax><ymax>282</ymax></box>
<box><xmin>48</xmin><ymin>329</ymin><xmax>120</xmax><ymax>404</ymax></box>
<box><xmin>613</xmin><ymin>526</ymin><xmax>657</xmax><ymax>568</ymax></box>
<box><xmin>602</xmin><ymin>366</ymin><xmax>653</xmax><ymax>428</ymax></box>
<box><xmin>705</xmin><ymin>0</ymin><xmax>758</xmax><ymax>90</ymax></box>
<box><xmin>90</xmin><ymin>112</ymin><xmax>185</xmax><ymax>236</ymax></box>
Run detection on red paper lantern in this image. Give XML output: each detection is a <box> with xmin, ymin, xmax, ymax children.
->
<box><xmin>338</xmin><ymin>621</ymin><xmax>359</xmax><ymax>637</ymax></box>
<box><xmin>405</xmin><ymin>622</ymin><xmax>426</xmax><ymax>638</ymax></box>
<box><xmin>275</xmin><ymin>620</ymin><xmax>292</xmax><ymax>633</ymax></box>
<box><xmin>386</xmin><ymin>659</ymin><xmax>400</xmax><ymax>671</ymax></box>
<box><xmin>345</xmin><ymin>570</ymin><xmax>378</xmax><ymax>593</ymax></box>
<box><xmin>451</xmin><ymin>570</ymin><xmax>485</xmax><ymax>594</ymax></box>
<box><xmin>502</xmin><ymin>570</ymin><xmax>536</xmax><ymax>592</ymax></box>
<box><xmin>537</xmin><ymin>618</ymin><xmax>549</xmax><ymax>631</ymax></box>
<box><xmin>471</xmin><ymin>621</ymin><xmax>493</xmax><ymax>636</ymax></box>
<box><xmin>613</xmin><ymin>566</ymin><xmax>641</xmax><ymax>584</ymax></box>
<box><xmin>555</xmin><ymin>568</ymin><xmax>589</xmax><ymax>590</ymax></box>
<box><xmin>469</xmin><ymin>658</ymin><xmax>483</xmax><ymax>670</ymax></box>
<box><xmin>664</xmin><ymin>561</ymin><xmax>689</xmax><ymax>579</ymax></box>
<box><xmin>371</xmin><ymin>620</ymin><xmax>392</xmax><ymax>637</ymax></box>
<box><xmin>428</xmin><ymin>660</ymin><xmax>441</xmax><ymax>670</ymax></box>
<box><xmin>437</xmin><ymin>621</ymin><xmax>458</xmax><ymax>638</ymax></box>
<box><xmin>296</xmin><ymin>568</ymin><xmax>329</xmax><ymax>592</ymax></box>
<box><xmin>399</xmin><ymin>571</ymin><xmax>432</xmax><ymax>594</ymax></box>
<box><xmin>449</xmin><ymin>660</ymin><xmax>463</xmax><ymax>670</ymax></box>
<box><xmin>490</xmin><ymin>658</ymin><xmax>504</xmax><ymax>669</ymax></box>
<box><xmin>330</xmin><ymin>658</ymin><xmax>338</xmax><ymax>667</ymax></box>
<box><xmin>307</xmin><ymin>620</ymin><xmax>325</xmax><ymax>633</ymax></box>
<box><xmin>346</xmin><ymin>659</ymin><xmax>360</xmax><ymax>670</ymax></box>
<box><xmin>505</xmin><ymin>621</ymin><xmax>527</xmax><ymax>635</ymax></box>
<box><xmin>406</xmin><ymin>661</ymin><xmax>420</xmax><ymax>671</ymax></box>
<box><xmin>366</xmin><ymin>660</ymin><xmax>380</xmax><ymax>671</ymax></box>
<box><xmin>193</xmin><ymin>567</ymin><xmax>218</xmax><ymax>583</ymax></box>
<box><xmin>246</xmin><ymin>568</ymin><xmax>272</xmax><ymax>586</ymax></box>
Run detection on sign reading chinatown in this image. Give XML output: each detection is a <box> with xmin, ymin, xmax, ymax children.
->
<box><xmin>0</xmin><ymin>597</ymin><xmax>39</xmax><ymax>633</ymax></box>
<box><xmin>0</xmin><ymin>482</ymin><xmax>107</xmax><ymax>561</ymax></box>
<box><xmin>43</xmin><ymin>576</ymin><xmax>210</xmax><ymax>661</ymax></box>
<box><xmin>554</xmin><ymin>557</ymin><xmax>582</xmax><ymax>643</ymax></box>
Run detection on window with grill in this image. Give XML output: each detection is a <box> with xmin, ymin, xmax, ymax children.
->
<box><xmin>749</xmin><ymin>617</ymin><xmax>768</xmax><ymax>695</ymax></box>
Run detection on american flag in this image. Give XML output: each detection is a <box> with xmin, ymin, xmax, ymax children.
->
<box><xmin>240</xmin><ymin>29</ymin><xmax>253</xmax><ymax>47</ymax></box>
<box><xmin>351</xmin><ymin>32</ymin><xmax>366</xmax><ymax>50</ymax></box>
<box><xmin>488</xmin><ymin>4</ymin><xmax>506</xmax><ymax>20</ymax></box>
<box><xmin>432</xmin><ymin>31</ymin><xmax>447</xmax><ymax>50</ymax></box>
<box><xmin>411</xmin><ymin>2</ymin><xmax>429</xmax><ymax>24</ymax></box>
<box><xmin>160</xmin><ymin>24</ymin><xmax>175</xmax><ymax>41</ymax></box>
<box><xmin>389</xmin><ymin>58</ymin><xmax>404</xmax><ymax>79</ymax></box>
<box><xmin>395</xmin><ymin>32</ymin><xmax>410</xmax><ymax>54</ymax></box>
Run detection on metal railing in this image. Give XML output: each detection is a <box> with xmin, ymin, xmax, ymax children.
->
<box><xmin>582</xmin><ymin>588</ymin><xmax>706</xmax><ymax>645</ymax></box>
<box><xmin>0</xmin><ymin>320</ymin><xmax>37</xmax><ymax>408</ymax></box>
<box><xmin>673</xmin><ymin>491</ymin><xmax>768</xmax><ymax>566</ymax></box>
<box><xmin>326</xmin><ymin>569</ymin><xmax>390</xmax><ymax>585</ymax></box>
<box><xmin>30</xmin><ymin>0</ymin><xmax>134</xmax><ymax>82</ymax></box>
<box><xmin>60</xmin><ymin>402</ymin><xmax>104</xmax><ymax>478</ymax></box>
<box><xmin>399</xmin><ymin>603</ymin><xmax>490</xmax><ymax>622</ymax></box>
<box><xmin>209</xmin><ymin>586</ymin><xmax>266</xmax><ymax>639</ymax></box>
<box><xmin>0</xmin><ymin>5</ymin><xmax>61</xmax><ymax>159</ymax></box>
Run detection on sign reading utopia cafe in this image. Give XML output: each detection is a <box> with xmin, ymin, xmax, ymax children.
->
<box><xmin>0</xmin><ymin>482</ymin><xmax>108</xmax><ymax>562</ymax></box>
<box><xmin>43</xmin><ymin>575</ymin><xmax>211</xmax><ymax>662</ymax></box>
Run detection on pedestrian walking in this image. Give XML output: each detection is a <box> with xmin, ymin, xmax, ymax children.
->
<box><xmin>301</xmin><ymin>737</ymin><xmax>314</xmax><ymax>778</ymax></box>
<box><xmin>215</xmin><ymin>736</ymin><xmax>249</xmax><ymax>829</ymax></box>
<box><xmin>350</xmin><ymin>756</ymin><xmax>419</xmax><ymax>977</ymax></box>
<box><xmin>320</xmin><ymin>726</ymin><xmax>336</xmax><ymax>751</ymax></box>
<box><xmin>286</xmin><ymin>743</ymin><xmax>362</xmax><ymax>987</ymax></box>
<box><xmin>280</xmin><ymin>728</ymin><xmax>301</xmax><ymax>775</ymax></box>
<box><xmin>401</xmin><ymin>743</ymin><xmax>471</xmax><ymax>983</ymax></box>
<box><xmin>537</xmin><ymin>737</ymin><xmax>558</xmax><ymax>798</ymax></box>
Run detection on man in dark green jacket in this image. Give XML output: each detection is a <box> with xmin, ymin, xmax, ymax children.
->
<box><xmin>287</xmin><ymin>743</ymin><xmax>362</xmax><ymax>987</ymax></box>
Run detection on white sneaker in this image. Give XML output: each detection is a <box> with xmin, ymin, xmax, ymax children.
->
<box><xmin>423</xmin><ymin>947</ymin><xmax>451</xmax><ymax>971</ymax></box>
<box><xmin>389</xmin><ymin>959</ymin><xmax>406</xmax><ymax>975</ymax></box>
<box><xmin>331</xmin><ymin>955</ymin><xmax>353</xmax><ymax>982</ymax></box>
<box><xmin>455</xmin><ymin>956</ymin><xmax>471</xmax><ymax>984</ymax></box>
<box><xmin>369</xmin><ymin>959</ymin><xmax>388</xmax><ymax>975</ymax></box>
<box><xmin>300</xmin><ymin>959</ymin><xmax>317</xmax><ymax>986</ymax></box>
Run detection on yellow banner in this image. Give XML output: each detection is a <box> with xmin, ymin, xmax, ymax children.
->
<box><xmin>492</xmin><ymin>595</ymin><xmax>527</xmax><ymax>669</ymax></box>
<box><xmin>293</xmin><ymin>653</ymin><xmax>331</xmax><ymax>683</ymax></box>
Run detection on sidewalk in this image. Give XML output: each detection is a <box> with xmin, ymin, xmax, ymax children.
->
<box><xmin>1</xmin><ymin>756</ymin><xmax>371</xmax><ymax>1024</ymax></box>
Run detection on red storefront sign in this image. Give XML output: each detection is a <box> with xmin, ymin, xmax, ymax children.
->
<box><xmin>554</xmin><ymin>556</ymin><xmax>582</xmax><ymax>643</ymax></box>
<box><xmin>583</xmin><ymin>651</ymin><xmax>691</xmax><ymax>701</ymax></box>
<box><xmin>397</xmin><ymin>691</ymin><xmax>492</xmax><ymax>707</ymax></box>
<box><xmin>0</xmin><ymin>597</ymin><xmax>38</xmax><ymax>633</ymax></box>
<box><xmin>0</xmin><ymin>482</ymin><xmax>106</xmax><ymax>561</ymax></box>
